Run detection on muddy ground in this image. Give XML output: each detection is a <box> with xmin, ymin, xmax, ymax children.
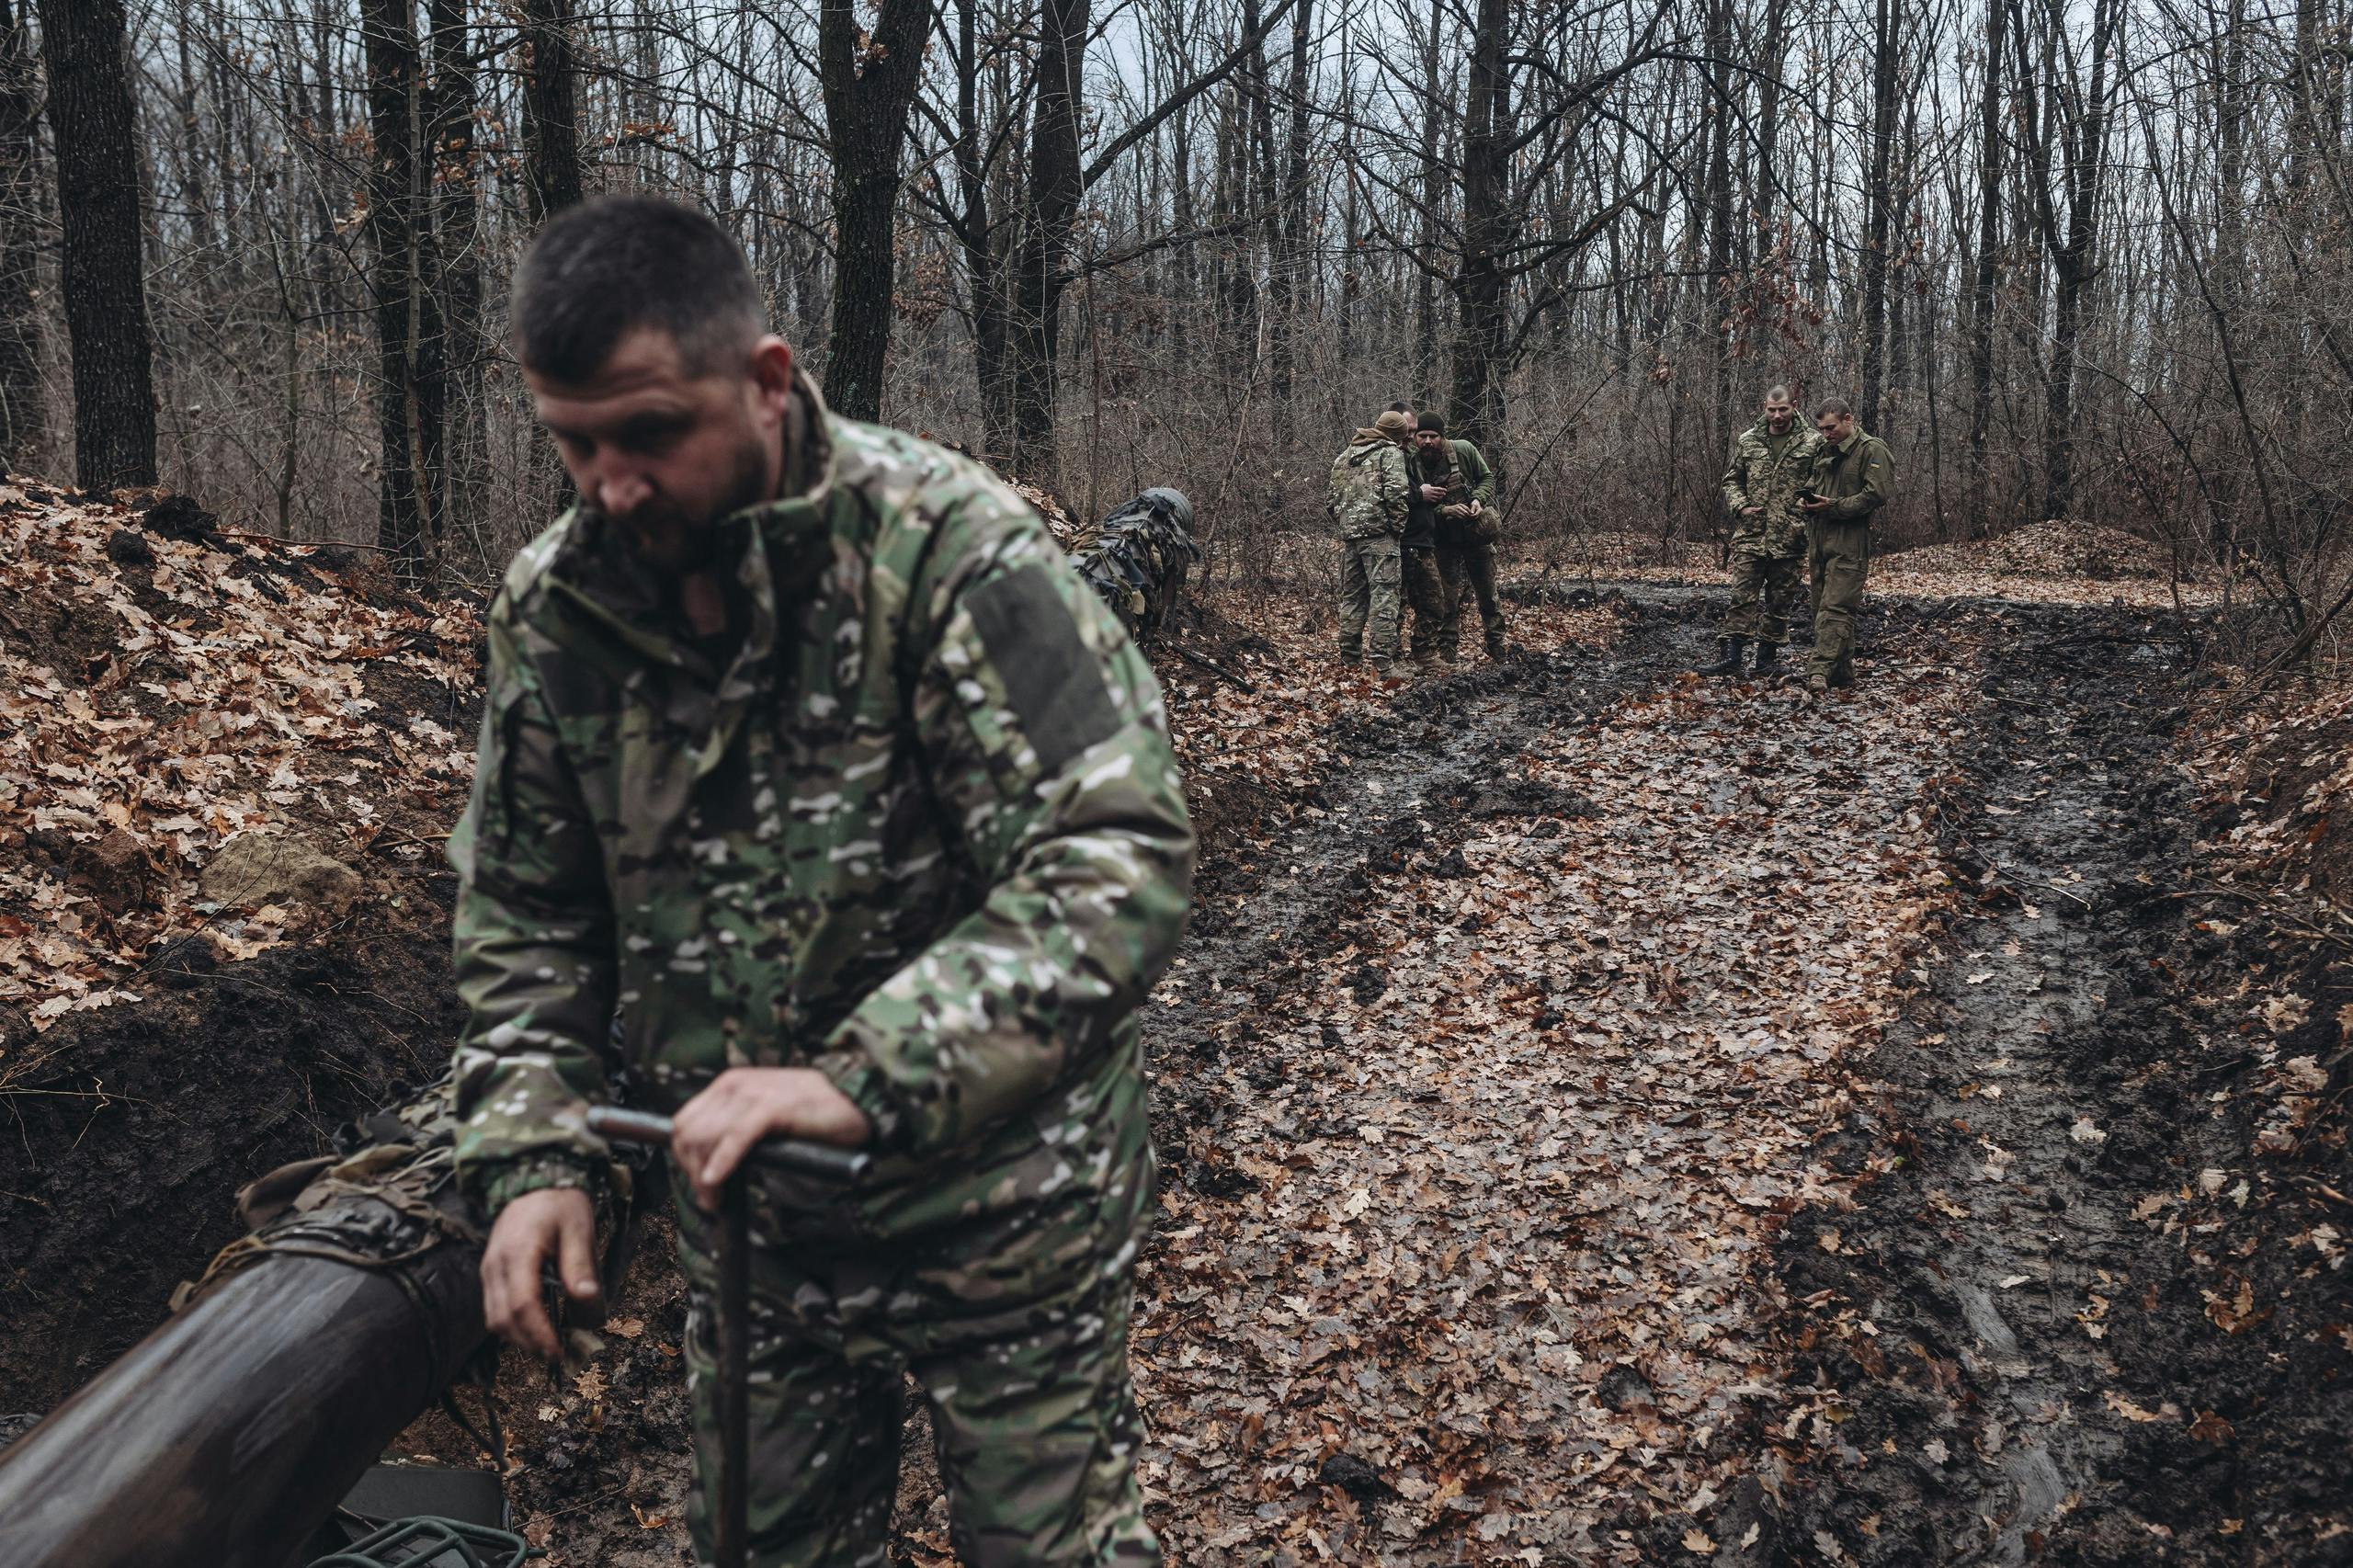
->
<box><xmin>3</xmin><ymin>584</ymin><xmax>2346</xmax><ymax>1565</ymax></box>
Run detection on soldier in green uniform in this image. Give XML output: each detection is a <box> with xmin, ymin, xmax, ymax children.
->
<box><xmin>1697</xmin><ymin>385</ymin><xmax>1815</xmax><ymax>676</ymax></box>
<box><xmin>1411</xmin><ymin>415</ymin><xmax>1506</xmax><ymax>661</ymax></box>
<box><xmin>1398</xmin><ymin>417</ymin><xmax>1451</xmax><ymax>669</ymax></box>
<box><xmin>451</xmin><ymin>197</ymin><xmax>1193</xmax><ymax>1568</ymax></box>
<box><xmin>1327</xmin><ymin>410</ymin><xmax>1415</xmax><ymax>674</ymax></box>
<box><xmin>1796</xmin><ymin>397</ymin><xmax>1895</xmax><ymax>694</ymax></box>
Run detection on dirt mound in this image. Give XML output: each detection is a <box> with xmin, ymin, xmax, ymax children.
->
<box><xmin>0</xmin><ymin>480</ymin><xmax>482</xmax><ymax>1406</ymax></box>
<box><xmin>2192</xmin><ymin>678</ymin><xmax>2353</xmax><ymax>912</ymax></box>
<box><xmin>0</xmin><ymin>481</ymin><xmax>481</xmax><ymax>1031</ymax></box>
<box><xmin>1882</xmin><ymin>519</ymin><xmax>2180</xmax><ymax>581</ymax></box>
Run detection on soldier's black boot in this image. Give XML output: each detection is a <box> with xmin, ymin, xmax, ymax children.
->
<box><xmin>1695</xmin><ymin>635</ymin><xmax>1746</xmax><ymax>676</ymax></box>
<box><xmin>1751</xmin><ymin>640</ymin><xmax>1781</xmax><ymax>674</ymax></box>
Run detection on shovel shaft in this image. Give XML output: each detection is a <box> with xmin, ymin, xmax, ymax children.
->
<box><xmin>585</xmin><ymin>1104</ymin><xmax>870</xmax><ymax>1568</ymax></box>
<box><xmin>714</xmin><ymin>1171</ymin><xmax>750</xmax><ymax>1568</ymax></box>
<box><xmin>583</xmin><ymin>1106</ymin><xmax>872</xmax><ymax>1182</ymax></box>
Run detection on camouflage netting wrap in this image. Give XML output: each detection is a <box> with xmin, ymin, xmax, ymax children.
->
<box><xmin>1067</xmin><ymin>487</ymin><xmax>1199</xmax><ymax>639</ymax></box>
<box><xmin>179</xmin><ymin>1072</ymin><xmax>638</xmax><ymax>1333</ymax></box>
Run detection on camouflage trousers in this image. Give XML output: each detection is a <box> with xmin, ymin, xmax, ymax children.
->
<box><xmin>1436</xmin><ymin>529</ymin><xmax>1506</xmax><ymax>656</ymax></box>
<box><xmin>671</xmin><ymin>1133</ymin><xmax>1161</xmax><ymax>1567</ymax></box>
<box><xmin>1807</xmin><ymin>519</ymin><xmax>1870</xmax><ymax>685</ymax></box>
<box><xmin>1403</xmin><ymin>546</ymin><xmax>1449</xmax><ymax>664</ymax></box>
<box><xmin>1336</xmin><ymin>535</ymin><xmax>1403</xmax><ymax>668</ymax></box>
<box><xmin>1722</xmin><ymin>548</ymin><xmax>1804</xmax><ymax>643</ymax></box>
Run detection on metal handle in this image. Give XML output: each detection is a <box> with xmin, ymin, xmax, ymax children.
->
<box><xmin>584</xmin><ymin>1106</ymin><xmax>872</xmax><ymax>1182</ymax></box>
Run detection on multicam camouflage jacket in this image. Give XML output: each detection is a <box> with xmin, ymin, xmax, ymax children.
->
<box><xmin>1326</xmin><ymin>431</ymin><xmax>1410</xmax><ymax>541</ymax></box>
<box><xmin>1721</xmin><ymin>420</ymin><xmax>1821</xmax><ymax>557</ymax></box>
<box><xmin>448</xmin><ymin>371</ymin><xmax>1196</xmax><ymax>1234</ymax></box>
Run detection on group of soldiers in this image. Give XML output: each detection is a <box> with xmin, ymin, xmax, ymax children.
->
<box><xmin>1699</xmin><ymin>385</ymin><xmax>1895</xmax><ymax>693</ymax></box>
<box><xmin>1324</xmin><ymin>405</ymin><xmax>1511</xmax><ymax>674</ymax></box>
<box><xmin>1325</xmin><ymin>383</ymin><xmax>1897</xmax><ymax>696</ymax></box>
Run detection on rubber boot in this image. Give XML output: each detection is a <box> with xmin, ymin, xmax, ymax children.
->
<box><xmin>1750</xmin><ymin>641</ymin><xmax>1781</xmax><ymax>674</ymax></box>
<box><xmin>1695</xmin><ymin>635</ymin><xmax>1746</xmax><ymax>676</ymax></box>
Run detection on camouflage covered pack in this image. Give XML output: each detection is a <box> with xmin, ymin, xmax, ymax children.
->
<box><xmin>1068</xmin><ymin>487</ymin><xmax>1198</xmax><ymax>639</ymax></box>
<box><xmin>446</xmin><ymin>367</ymin><xmax>1196</xmax><ymax>1233</ymax></box>
<box><xmin>1325</xmin><ymin>431</ymin><xmax>1410</xmax><ymax>541</ymax></box>
<box><xmin>1721</xmin><ymin>419</ymin><xmax>1821</xmax><ymax>557</ymax></box>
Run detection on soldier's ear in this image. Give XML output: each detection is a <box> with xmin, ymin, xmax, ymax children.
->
<box><xmin>747</xmin><ymin>336</ymin><xmax>795</xmax><ymax>419</ymax></box>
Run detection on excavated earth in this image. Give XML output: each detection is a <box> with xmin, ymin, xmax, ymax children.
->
<box><xmin>2</xmin><ymin>577</ymin><xmax>2346</xmax><ymax>1566</ymax></box>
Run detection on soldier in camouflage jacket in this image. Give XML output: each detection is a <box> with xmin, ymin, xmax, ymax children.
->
<box><xmin>1699</xmin><ymin>386</ymin><xmax>1819</xmax><ymax>676</ymax></box>
<box><xmin>1325</xmin><ymin>410</ymin><xmax>1415</xmax><ymax>673</ymax></box>
<box><xmin>452</xmin><ymin>197</ymin><xmax>1190</xmax><ymax>1567</ymax></box>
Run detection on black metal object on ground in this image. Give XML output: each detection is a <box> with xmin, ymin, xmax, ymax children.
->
<box><xmin>0</xmin><ymin>1210</ymin><xmax>483</xmax><ymax>1568</ymax></box>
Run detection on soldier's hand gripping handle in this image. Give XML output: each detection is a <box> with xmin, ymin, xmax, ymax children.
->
<box><xmin>588</xmin><ymin>1089</ymin><xmax>872</xmax><ymax>1213</ymax></box>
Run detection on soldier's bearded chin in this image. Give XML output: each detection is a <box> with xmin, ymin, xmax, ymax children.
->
<box><xmin>620</xmin><ymin>430</ymin><xmax>776</xmax><ymax>572</ymax></box>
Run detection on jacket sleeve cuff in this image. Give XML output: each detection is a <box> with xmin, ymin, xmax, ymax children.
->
<box><xmin>472</xmin><ymin>1153</ymin><xmax>603</xmax><ymax>1217</ymax></box>
<box><xmin>811</xmin><ymin>1046</ymin><xmax>909</xmax><ymax>1150</ymax></box>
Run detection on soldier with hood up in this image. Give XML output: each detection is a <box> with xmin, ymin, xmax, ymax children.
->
<box><xmin>1326</xmin><ymin>409</ymin><xmax>1415</xmax><ymax>675</ymax></box>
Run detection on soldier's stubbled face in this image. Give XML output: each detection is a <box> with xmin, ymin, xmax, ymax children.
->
<box><xmin>1414</xmin><ymin>429</ymin><xmax>1449</xmax><ymax>458</ymax></box>
<box><xmin>1763</xmin><ymin>394</ymin><xmax>1795</xmax><ymax>434</ymax></box>
<box><xmin>526</xmin><ymin>324</ymin><xmax>796</xmax><ymax>572</ymax></box>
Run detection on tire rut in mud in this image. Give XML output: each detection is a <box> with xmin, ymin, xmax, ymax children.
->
<box><xmin>1777</xmin><ymin>604</ymin><xmax>2352</xmax><ymax>1566</ymax></box>
<box><xmin>1142</xmin><ymin>594</ymin><xmax>1709</xmax><ymax>1185</ymax></box>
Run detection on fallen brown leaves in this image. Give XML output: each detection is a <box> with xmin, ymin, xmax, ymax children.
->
<box><xmin>0</xmin><ymin>484</ymin><xmax>479</xmax><ymax>1035</ymax></box>
<box><xmin>1136</xmin><ymin>642</ymin><xmax>1978</xmax><ymax>1561</ymax></box>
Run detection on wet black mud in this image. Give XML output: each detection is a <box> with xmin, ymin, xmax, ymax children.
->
<box><xmin>1774</xmin><ymin>604</ymin><xmax>2353</xmax><ymax>1565</ymax></box>
<box><xmin>0</xmin><ymin>892</ymin><xmax>460</xmax><ymax>1412</ymax></box>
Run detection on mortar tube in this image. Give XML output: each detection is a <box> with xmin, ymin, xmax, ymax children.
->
<box><xmin>0</xmin><ymin>1226</ymin><xmax>485</xmax><ymax>1568</ymax></box>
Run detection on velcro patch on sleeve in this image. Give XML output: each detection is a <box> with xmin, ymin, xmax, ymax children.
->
<box><xmin>961</xmin><ymin>562</ymin><xmax>1124</xmax><ymax>774</ymax></box>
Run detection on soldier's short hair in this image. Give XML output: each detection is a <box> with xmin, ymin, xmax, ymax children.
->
<box><xmin>1764</xmin><ymin>383</ymin><xmax>1793</xmax><ymax>403</ymax></box>
<box><xmin>1416</xmin><ymin>412</ymin><xmax>1447</xmax><ymax>435</ymax></box>
<box><xmin>1816</xmin><ymin>396</ymin><xmax>1855</xmax><ymax>419</ymax></box>
<box><xmin>513</xmin><ymin>195</ymin><xmax>766</xmax><ymax>382</ymax></box>
<box><xmin>1387</xmin><ymin>401</ymin><xmax>1414</xmax><ymax>415</ymax></box>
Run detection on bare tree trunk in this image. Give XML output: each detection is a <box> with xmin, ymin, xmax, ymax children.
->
<box><xmin>359</xmin><ymin>0</ymin><xmax>437</xmax><ymax>572</ymax></box>
<box><xmin>1414</xmin><ymin>2</ymin><xmax>1443</xmax><ymax>408</ymax></box>
<box><xmin>1267</xmin><ymin>0</ymin><xmax>1313</xmax><ymax>449</ymax></box>
<box><xmin>0</xmin><ymin>0</ymin><xmax>41</xmax><ymax>471</ymax></box>
<box><xmin>1704</xmin><ymin>0</ymin><xmax>1734</xmax><ymax>477</ymax></box>
<box><xmin>1006</xmin><ymin>0</ymin><xmax>1087</xmax><ymax>474</ymax></box>
<box><xmin>2040</xmin><ymin>0</ymin><xmax>2118</xmax><ymax>522</ymax></box>
<box><xmin>520</xmin><ymin>0</ymin><xmax>584</xmax><ymax>222</ymax></box>
<box><xmin>819</xmin><ymin>0</ymin><xmax>938</xmax><ymax>421</ymax></box>
<box><xmin>429</xmin><ymin>0</ymin><xmax>486</xmax><ymax>553</ymax></box>
<box><xmin>1965</xmin><ymin>0</ymin><xmax>2004</xmax><ymax>538</ymax></box>
<box><xmin>36</xmin><ymin>0</ymin><xmax>156</xmax><ymax>492</ymax></box>
<box><xmin>1858</xmin><ymin>0</ymin><xmax>1897</xmax><ymax>433</ymax></box>
<box><xmin>1447</xmin><ymin>0</ymin><xmax>1510</xmax><ymax>455</ymax></box>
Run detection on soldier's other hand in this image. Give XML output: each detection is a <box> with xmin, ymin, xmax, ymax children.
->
<box><xmin>1419</xmin><ymin>483</ymin><xmax>1447</xmax><ymax>502</ymax></box>
<box><xmin>1740</xmin><ymin>505</ymin><xmax>1763</xmax><ymax>516</ymax></box>
<box><xmin>481</xmin><ymin>1186</ymin><xmax>598</xmax><ymax>1362</ymax></box>
<box><xmin>1798</xmin><ymin>496</ymin><xmax>1830</xmax><ymax>512</ymax></box>
<box><xmin>672</xmin><ymin>1067</ymin><xmax>872</xmax><ymax>1211</ymax></box>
